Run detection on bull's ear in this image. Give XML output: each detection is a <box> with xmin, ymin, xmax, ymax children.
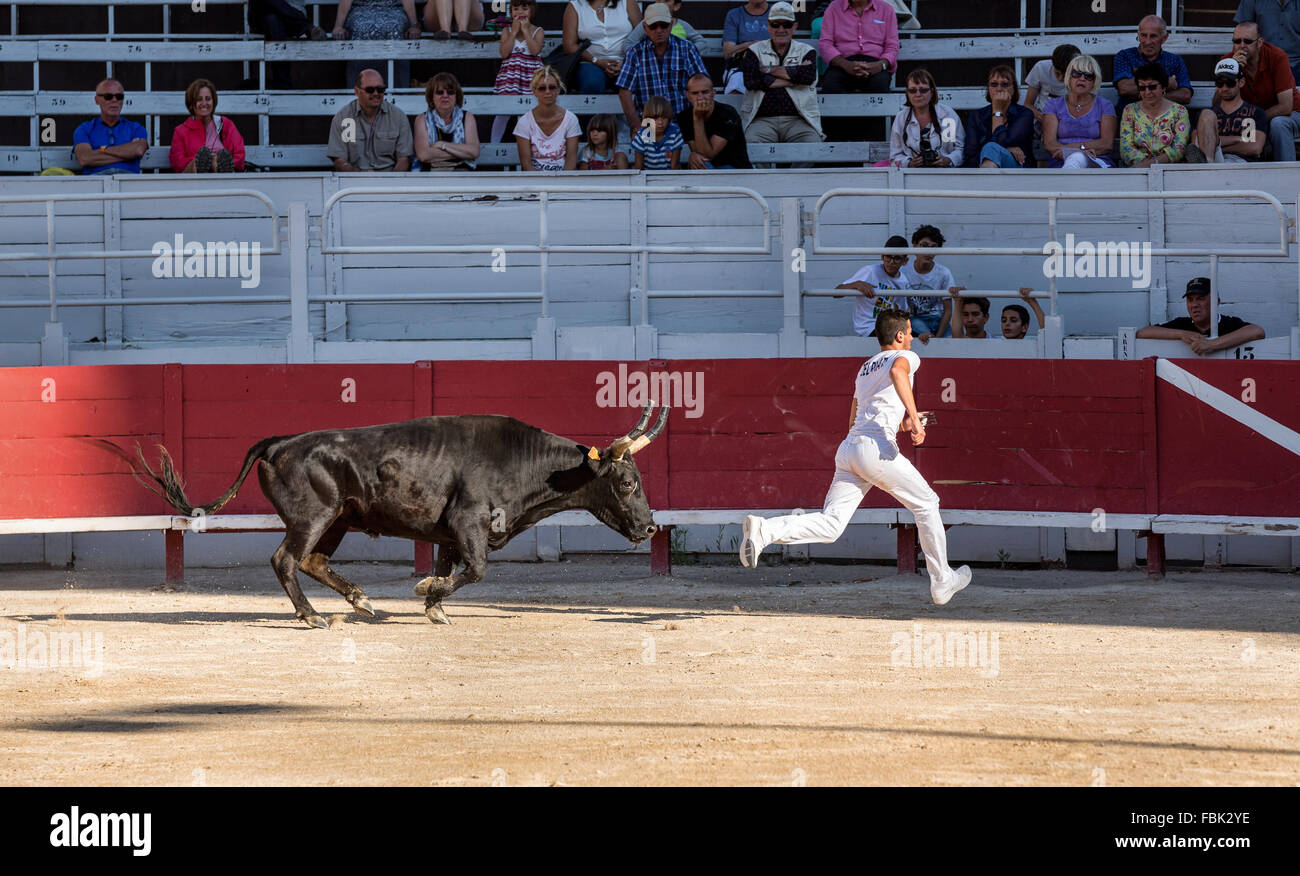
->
<box><xmin>586</xmin><ymin>445</ymin><xmax>607</xmax><ymax>474</ymax></box>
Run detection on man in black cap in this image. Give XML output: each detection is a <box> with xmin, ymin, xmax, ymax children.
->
<box><xmin>1136</xmin><ymin>277</ymin><xmax>1264</xmax><ymax>355</ymax></box>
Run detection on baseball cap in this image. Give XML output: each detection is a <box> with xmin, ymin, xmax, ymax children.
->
<box><xmin>643</xmin><ymin>3</ymin><xmax>672</xmax><ymax>25</ymax></box>
<box><xmin>1184</xmin><ymin>277</ymin><xmax>1212</xmax><ymax>297</ymax></box>
<box><xmin>768</xmin><ymin>1</ymin><xmax>797</xmax><ymax>21</ymax></box>
<box><xmin>1214</xmin><ymin>58</ymin><xmax>1241</xmax><ymax>80</ymax></box>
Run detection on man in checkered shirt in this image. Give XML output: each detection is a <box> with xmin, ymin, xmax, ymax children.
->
<box><xmin>616</xmin><ymin>2</ymin><xmax>707</xmax><ymax>132</ymax></box>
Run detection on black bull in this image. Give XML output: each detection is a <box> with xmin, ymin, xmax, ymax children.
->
<box><xmin>131</xmin><ymin>404</ymin><xmax>668</xmax><ymax>627</ymax></box>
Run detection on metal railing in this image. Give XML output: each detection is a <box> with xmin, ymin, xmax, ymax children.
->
<box><xmin>321</xmin><ymin>184</ymin><xmax>772</xmax><ymax>324</ymax></box>
<box><xmin>811</xmin><ymin>187</ymin><xmax>1291</xmax><ymax>339</ymax></box>
<box><xmin>0</xmin><ymin>189</ymin><xmax>281</xmax><ymax>321</ymax></box>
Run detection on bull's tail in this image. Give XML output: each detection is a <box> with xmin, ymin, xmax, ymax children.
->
<box><xmin>133</xmin><ymin>437</ymin><xmax>279</xmax><ymax>516</ymax></box>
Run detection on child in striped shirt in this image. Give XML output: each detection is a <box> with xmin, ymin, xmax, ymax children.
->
<box><xmin>631</xmin><ymin>97</ymin><xmax>683</xmax><ymax>170</ymax></box>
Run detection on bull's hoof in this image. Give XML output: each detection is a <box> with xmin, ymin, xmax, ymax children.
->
<box><xmin>413</xmin><ymin>576</ymin><xmax>449</xmax><ymax>597</ymax></box>
<box><xmin>300</xmin><ymin>613</ymin><xmax>328</xmax><ymax>630</ymax></box>
<box><xmin>350</xmin><ymin>595</ymin><xmax>376</xmax><ymax>617</ymax></box>
<box><xmin>425</xmin><ymin>602</ymin><xmax>452</xmax><ymax>625</ymax></box>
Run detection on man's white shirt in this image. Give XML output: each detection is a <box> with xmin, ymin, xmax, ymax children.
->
<box><xmin>848</xmin><ymin>349</ymin><xmax>921</xmax><ymax>441</ymax></box>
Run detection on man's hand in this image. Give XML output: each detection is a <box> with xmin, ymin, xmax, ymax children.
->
<box><xmin>1018</xmin><ymin>286</ymin><xmax>1033</xmax><ymax>299</ymax></box>
<box><xmin>1184</xmin><ymin>334</ymin><xmax>1218</xmax><ymax>355</ymax></box>
<box><xmin>918</xmin><ymin>332</ymin><xmax>933</xmax><ymax>344</ymax></box>
<box><xmin>855</xmin><ymin>282</ymin><xmax>876</xmax><ymax>298</ymax></box>
<box><xmin>332</xmin><ymin>25</ymin><xmax>348</xmax><ymax>39</ymax></box>
<box><xmin>908</xmin><ymin>420</ymin><xmax>926</xmax><ymax>445</ymax></box>
<box><xmin>688</xmin><ymin>151</ymin><xmax>709</xmax><ymax>169</ymax></box>
<box><xmin>948</xmin><ymin>285</ymin><xmax>967</xmax><ymax>298</ymax></box>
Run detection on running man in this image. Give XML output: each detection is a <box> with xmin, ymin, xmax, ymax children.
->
<box><xmin>739</xmin><ymin>308</ymin><xmax>972</xmax><ymax>605</ymax></box>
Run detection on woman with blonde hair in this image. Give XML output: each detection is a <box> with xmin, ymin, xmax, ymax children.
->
<box><xmin>169</xmin><ymin>78</ymin><xmax>245</xmax><ymax>173</ymax></box>
<box><xmin>413</xmin><ymin>72</ymin><xmax>481</xmax><ymax>171</ymax></box>
<box><xmin>513</xmin><ymin>66</ymin><xmax>581</xmax><ymax>171</ymax></box>
<box><xmin>1041</xmin><ymin>53</ymin><xmax>1116</xmax><ymax>168</ymax></box>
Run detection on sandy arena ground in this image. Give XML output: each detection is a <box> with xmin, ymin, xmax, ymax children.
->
<box><xmin>0</xmin><ymin>556</ymin><xmax>1297</xmax><ymax>786</ymax></box>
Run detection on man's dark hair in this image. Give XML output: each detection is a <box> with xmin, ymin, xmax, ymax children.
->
<box><xmin>1133</xmin><ymin>62</ymin><xmax>1167</xmax><ymax>89</ymax></box>
<box><xmin>885</xmin><ymin>234</ymin><xmax>908</xmax><ymax>249</ymax></box>
<box><xmin>961</xmin><ymin>296</ymin><xmax>991</xmax><ymax>317</ymax></box>
<box><xmin>1003</xmin><ymin>304</ymin><xmax>1030</xmax><ymax>331</ymax></box>
<box><xmin>875</xmin><ymin>308</ymin><xmax>912</xmax><ymax>344</ymax></box>
<box><xmin>912</xmin><ymin>225</ymin><xmax>944</xmax><ymax>247</ymax></box>
<box><xmin>1052</xmin><ymin>44</ymin><xmax>1080</xmax><ymax>74</ymax></box>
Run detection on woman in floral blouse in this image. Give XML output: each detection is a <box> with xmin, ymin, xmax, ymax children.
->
<box><xmin>1119</xmin><ymin>61</ymin><xmax>1190</xmax><ymax>167</ymax></box>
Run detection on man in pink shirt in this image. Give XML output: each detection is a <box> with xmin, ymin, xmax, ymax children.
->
<box><xmin>819</xmin><ymin>0</ymin><xmax>899</xmax><ymax>93</ymax></box>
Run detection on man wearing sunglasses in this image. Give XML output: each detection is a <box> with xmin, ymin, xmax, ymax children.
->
<box><xmin>616</xmin><ymin>3</ymin><xmax>706</xmax><ymax>134</ymax></box>
<box><xmin>1112</xmin><ymin>15</ymin><xmax>1192</xmax><ymax>114</ymax></box>
<box><xmin>1234</xmin><ymin>0</ymin><xmax>1300</xmax><ymax>85</ymax></box>
<box><xmin>72</xmin><ymin>80</ymin><xmax>148</xmax><ymax>175</ymax></box>
<box><xmin>1221</xmin><ymin>20</ymin><xmax>1300</xmax><ymax>161</ymax></box>
<box><xmin>739</xmin><ymin>1</ymin><xmax>823</xmax><ymax>159</ymax></box>
<box><xmin>327</xmin><ymin>69</ymin><xmax>413</xmax><ymax>172</ymax></box>
<box><xmin>1187</xmin><ymin>58</ymin><xmax>1266</xmax><ymax>163</ymax></box>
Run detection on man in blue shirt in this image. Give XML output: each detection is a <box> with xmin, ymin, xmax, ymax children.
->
<box><xmin>616</xmin><ymin>2</ymin><xmax>706</xmax><ymax>132</ymax></box>
<box><xmin>72</xmin><ymin>79</ymin><xmax>149</xmax><ymax>175</ymax></box>
<box><xmin>1112</xmin><ymin>15</ymin><xmax>1192</xmax><ymax>113</ymax></box>
<box><xmin>1236</xmin><ymin>0</ymin><xmax>1300</xmax><ymax>83</ymax></box>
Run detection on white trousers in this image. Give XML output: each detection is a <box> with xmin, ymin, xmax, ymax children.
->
<box><xmin>761</xmin><ymin>434</ymin><xmax>957</xmax><ymax>589</ymax></box>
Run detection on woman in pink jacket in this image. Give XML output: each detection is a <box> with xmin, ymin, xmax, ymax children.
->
<box><xmin>169</xmin><ymin>79</ymin><xmax>246</xmax><ymax>173</ymax></box>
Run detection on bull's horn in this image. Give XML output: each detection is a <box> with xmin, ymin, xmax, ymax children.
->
<box><xmin>608</xmin><ymin>402</ymin><xmax>657</xmax><ymax>460</ymax></box>
<box><xmin>625</xmin><ymin>404</ymin><xmax>670</xmax><ymax>456</ymax></box>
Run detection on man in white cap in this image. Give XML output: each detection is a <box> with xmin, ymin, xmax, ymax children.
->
<box><xmin>739</xmin><ymin>0</ymin><xmax>824</xmax><ymax>160</ymax></box>
<box><xmin>1187</xmin><ymin>58</ymin><xmax>1267</xmax><ymax>162</ymax></box>
<box><xmin>616</xmin><ymin>2</ymin><xmax>707</xmax><ymax>132</ymax></box>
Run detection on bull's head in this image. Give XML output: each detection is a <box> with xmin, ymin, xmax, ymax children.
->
<box><xmin>581</xmin><ymin>402</ymin><xmax>669</xmax><ymax>544</ymax></box>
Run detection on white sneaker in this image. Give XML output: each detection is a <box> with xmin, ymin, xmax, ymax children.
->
<box><xmin>931</xmin><ymin>564</ymin><xmax>971</xmax><ymax>606</ymax></box>
<box><xmin>739</xmin><ymin>515</ymin><xmax>767</xmax><ymax>569</ymax></box>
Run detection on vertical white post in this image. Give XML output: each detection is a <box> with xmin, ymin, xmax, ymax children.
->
<box><xmin>1209</xmin><ymin>253</ymin><xmax>1219</xmax><ymax>339</ymax></box>
<box><xmin>287</xmin><ymin>201</ymin><xmax>313</xmax><ymax>362</ymax></box>
<box><xmin>46</xmin><ymin>200</ymin><xmax>56</xmax><ymax>323</ymax></box>
<box><xmin>779</xmin><ymin>197</ymin><xmax>806</xmax><ymax>357</ymax></box>
<box><xmin>538</xmin><ymin>191</ymin><xmax>549</xmax><ymax>319</ymax></box>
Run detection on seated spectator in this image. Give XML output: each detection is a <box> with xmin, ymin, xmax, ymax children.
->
<box><xmin>963</xmin><ymin>65</ymin><xmax>1034</xmax><ymax>168</ymax></box>
<box><xmin>1186</xmin><ymin>58</ymin><xmax>1267</xmax><ymax>163</ymax></box>
<box><xmin>327</xmin><ymin>69</ymin><xmax>413</xmax><ymax>172</ymax></box>
<box><xmin>490</xmin><ymin>0</ymin><xmax>545</xmax><ymax>143</ymax></box>
<box><xmin>739</xmin><ymin>3</ymin><xmax>822</xmax><ymax>159</ymax></box>
<box><xmin>902</xmin><ymin>225</ymin><xmax>960</xmax><ymax>342</ymax></box>
<box><xmin>1222</xmin><ymin>21</ymin><xmax>1300</xmax><ymax>161</ymax></box>
<box><xmin>1235</xmin><ymin>0</ymin><xmax>1300</xmax><ymax>84</ymax></box>
<box><xmin>722</xmin><ymin>0</ymin><xmax>771</xmax><ymax>93</ymax></box>
<box><xmin>631</xmin><ymin>96</ymin><xmax>684</xmax><ymax>169</ymax></box>
<box><xmin>1113</xmin><ymin>15</ymin><xmax>1192</xmax><ymax>114</ymax></box>
<box><xmin>1119</xmin><ymin>62</ymin><xmax>1190</xmax><ymax>167</ymax></box>
<box><xmin>72</xmin><ymin>79</ymin><xmax>148</xmax><ymax>175</ymax></box>
<box><xmin>834</xmin><ymin>235</ymin><xmax>910</xmax><ymax>338</ymax></box>
<box><xmin>629</xmin><ymin>0</ymin><xmax>707</xmax><ymax>57</ymax></box>
<box><xmin>678</xmin><ymin>73</ymin><xmax>751</xmax><ymax>169</ymax></box>
<box><xmin>950</xmin><ymin>295</ymin><xmax>996</xmax><ymax>339</ymax></box>
<box><xmin>890</xmin><ymin>69</ymin><xmax>963</xmax><ymax>168</ymax></box>
<box><xmin>564</xmin><ymin>0</ymin><xmax>641</xmax><ymax>95</ymax></box>
<box><xmin>1023</xmin><ymin>44</ymin><xmax>1079</xmax><ymax>126</ymax></box>
<box><xmin>579</xmin><ymin>114</ymin><xmax>629</xmax><ymax>168</ymax></box>
<box><xmin>1136</xmin><ymin>277</ymin><xmax>1265</xmax><ymax>354</ymax></box>
<box><xmin>169</xmin><ymin>79</ymin><xmax>246</xmax><ymax>173</ymax></box>
<box><xmin>819</xmin><ymin>0</ymin><xmax>898</xmax><ymax>94</ymax></box>
<box><xmin>250</xmin><ymin>0</ymin><xmax>326</xmax><ymax>87</ymax></box>
<box><xmin>423</xmin><ymin>0</ymin><xmax>485</xmax><ymax>39</ymax></box>
<box><xmin>1000</xmin><ymin>288</ymin><xmax>1046</xmax><ymax>338</ymax></box>
<box><xmin>1041</xmin><ymin>54</ymin><xmax>1116</xmax><ymax>168</ymax></box>
<box><xmin>412</xmin><ymin>72</ymin><xmax>480</xmax><ymax>171</ymax></box>
<box><xmin>333</xmin><ymin>0</ymin><xmax>421</xmax><ymax>87</ymax></box>
<box><xmin>616</xmin><ymin>3</ymin><xmax>706</xmax><ymax>131</ymax></box>
<box><xmin>514</xmin><ymin>66</ymin><xmax>581</xmax><ymax>171</ymax></box>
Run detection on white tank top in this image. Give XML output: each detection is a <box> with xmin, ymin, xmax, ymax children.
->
<box><xmin>571</xmin><ymin>0</ymin><xmax>632</xmax><ymax>60</ymax></box>
<box><xmin>848</xmin><ymin>349</ymin><xmax>921</xmax><ymax>440</ymax></box>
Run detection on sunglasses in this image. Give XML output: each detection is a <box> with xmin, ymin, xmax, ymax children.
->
<box><xmin>361</xmin><ymin>85</ymin><xmax>386</xmax><ymax>94</ymax></box>
<box><xmin>906</xmin><ymin>86</ymin><xmax>931</xmax><ymax>94</ymax></box>
<box><xmin>770</xmin><ymin>21</ymin><xmax>794</xmax><ymax>29</ymax></box>
<box><xmin>433</xmin><ymin>88</ymin><xmax>456</xmax><ymax>96</ymax></box>
<box><xmin>535</xmin><ymin>83</ymin><xmax>559</xmax><ymax>91</ymax></box>
<box><xmin>1214</xmin><ymin>78</ymin><xmax>1238</xmax><ymax>87</ymax></box>
<box><xmin>1136</xmin><ymin>82</ymin><xmax>1162</xmax><ymax>92</ymax></box>
<box><xmin>988</xmin><ymin>80</ymin><xmax>1012</xmax><ymax>87</ymax></box>
<box><xmin>1232</xmin><ymin>37</ymin><xmax>1257</xmax><ymax>45</ymax></box>
<box><xmin>646</xmin><ymin>22</ymin><xmax>670</xmax><ymax>30</ymax></box>
<box><xmin>1070</xmin><ymin>70</ymin><xmax>1097</xmax><ymax>80</ymax></box>
<box><xmin>882</xmin><ymin>254</ymin><xmax>907</xmax><ymax>261</ymax></box>
<box><xmin>97</xmin><ymin>92</ymin><xmax>125</xmax><ymax>100</ymax></box>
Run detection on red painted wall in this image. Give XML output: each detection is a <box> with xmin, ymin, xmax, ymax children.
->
<box><xmin>0</xmin><ymin>358</ymin><xmax>1295</xmax><ymax>521</ymax></box>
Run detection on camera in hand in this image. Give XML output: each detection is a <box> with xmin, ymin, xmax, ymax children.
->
<box><xmin>919</xmin><ymin>126</ymin><xmax>940</xmax><ymax>166</ymax></box>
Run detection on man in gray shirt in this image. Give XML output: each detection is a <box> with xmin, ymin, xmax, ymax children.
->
<box><xmin>1237</xmin><ymin>0</ymin><xmax>1300</xmax><ymax>81</ymax></box>
<box><xmin>327</xmin><ymin>69</ymin><xmax>413</xmax><ymax>172</ymax></box>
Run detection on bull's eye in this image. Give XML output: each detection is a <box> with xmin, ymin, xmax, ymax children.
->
<box><xmin>619</xmin><ymin>480</ymin><xmax>637</xmax><ymax>496</ymax></box>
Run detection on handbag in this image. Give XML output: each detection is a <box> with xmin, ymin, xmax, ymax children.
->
<box><xmin>544</xmin><ymin>38</ymin><xmax>591</xmax><ymax>88</ymax></box>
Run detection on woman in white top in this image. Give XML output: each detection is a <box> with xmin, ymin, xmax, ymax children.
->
<box><xmin>514</xmin><ymin>66</ymin><xmax>581</xmax><ymax>171</ymax></box>
<box><xmin>563</xmin><ymin>0</ymin><xmax>641</xmax><ymax>94</ymax></box>
<box><xmin>889</xmin><ymin>68</ymin><xmax>964</xmax><ymax>168</ymax></box>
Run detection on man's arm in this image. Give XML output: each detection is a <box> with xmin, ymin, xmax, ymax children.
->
<box><xmin>1166</xmin><ymin>57</ymin><xmax>1193</xmax><ymax>105</ymax></box>
<box><xmin>1135</xmin><ymin>324</ymin><xmax>1199</xmax><ymax>341</ymax></box>
<box><xmin>1188</xmin><ymin>321</ymin><xmax>1265</xmax><ymax>354</ymax></box>
<box><xmin>619</xmin><ymin>88</ymin><xmax>641</xmax><ymax>132</ymax></box>
<box><xmin>889</xmin><ymin>358</ymin><xmax>925</xmax><ymax>445</ymax></box>
<box><xmin>1265</xmin><ymin>88</ymin><xmax>1294</xmax><ymax>120</ymax></box>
